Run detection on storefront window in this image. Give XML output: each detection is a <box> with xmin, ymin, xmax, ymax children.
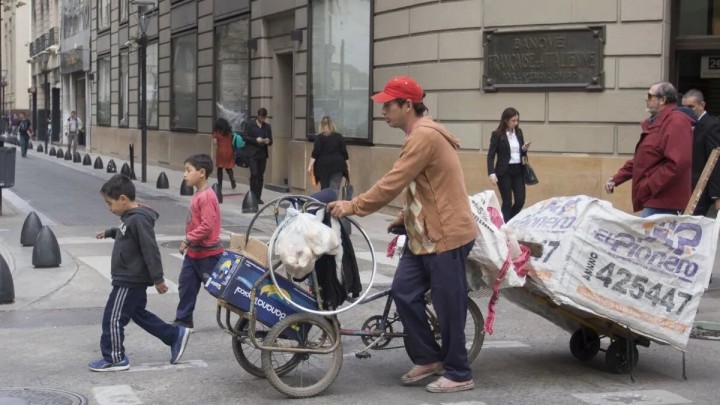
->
<box><xmin>171</xmin><ymin>32</ymin><xmax>197</xmax><ymax>131</ymax></box>
<box><xmin>309</xmin><ymin>0</ymin><xmax>371</xmax><ymax>140</ymax></box>
<box><xmin>98</xmin><ymin>0</ymin><xmax>110</xmax><ymax>31</ymax></box>
<box><xmin>119</xmin><ymin>50</ymin><xmax>129</xmax><ymax>127</ymax></box>
<box><xmin>97</xmin><ymin>56</ymin><xmax>111</xmax><ymax>126</ymax></box>
<box><xmin>678</xmin><ymin>0</ymin><xmax>720</xmax><ymax>36</ymax></box>
<box><xmin>147</xmin><ymin>42</ymin><xmax>159</xmax><ymax>128</ymax></box>
<box><xmin>215</xmin><ymin>17</ymin><xmax>250</xmax><ymax>132</ymax></box>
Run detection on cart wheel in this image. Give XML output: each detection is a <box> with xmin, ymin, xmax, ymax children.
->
<box><xmin>262</xmin><ymin>313</ymin><xmax>343</xmax><ymax>398</ymax></box>
<box><xmin>231</xmin><ymin>318</ymin><xmax>301</xmax><ymax>378</ymax></box>
<box><xmin>605</xmin><ymin>339</ymin><xmax>639</xmax><ymax>374</ymax></box>
<box><xmin>569</xmin><ymin>328</ymin><xmax>601</xmax><ymax>362</ymax></box>
<box><xmin>360</xmin><ymin>315</ymin><xmax>394</xmax><ymax>349</ymax></box>
<box><xmin>423</xmin><ymin>296</ymin><xmax>485</xmax><ymax>364</ymax></box>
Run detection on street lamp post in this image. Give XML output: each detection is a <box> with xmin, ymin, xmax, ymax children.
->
<box><xmin>0</xmin><ymin>70</ymin><xmax>7</xmax><ymax>135</ymax></box>
<box><xmin>133</xmin><ymin>0</ymin><xmax>154</xmax><ymax>183</ymax></box>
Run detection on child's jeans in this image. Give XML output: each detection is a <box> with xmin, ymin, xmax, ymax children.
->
<box><xmin>175</xmin><ymin>254</ymin><xmax>222</xmax><ymax>325</ymax></box>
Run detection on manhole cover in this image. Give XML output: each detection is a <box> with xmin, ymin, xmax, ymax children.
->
<box><xmin>0</xmin><ymin>388</ymin><xmax>87</xmax><ymax>405</ymax></box>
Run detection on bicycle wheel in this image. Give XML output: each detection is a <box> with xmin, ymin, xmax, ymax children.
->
<box><xmin>424</xmin><ymin>296</ymin><xmax>485</xmax><ymax>364</ymax></box>
<box><xmin>262</xmin><ymin>313</ymin><xmax>343</xmax><ymax>398</ymax></box>
<box><xmin>231</xmin><ymin>318</ymin><xmax>301</xmax><ymax>378</ymax></box>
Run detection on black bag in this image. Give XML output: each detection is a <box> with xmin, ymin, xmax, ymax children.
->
<box><xmin>234</xmin><ymin>148</ymin><xmax>251</xmax><ymax>168</ymax></box>
<box><xmin>340</xmin><ymin>176</ymin><xmax>354</xmax><ymax>234</ymax></box>
<box><xmin>523</xmin><ymin>157</ymin><xmax>539</xmax><ymax>185</ymax></box>
<box><xmin>341</xmin><ymin>177</ymin><xmax>354</xmax><ymax>201</ymax></box>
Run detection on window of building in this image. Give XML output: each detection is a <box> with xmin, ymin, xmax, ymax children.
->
<box><xmin>119</xmin><ymin>50</ymin><xmax>129</xmax><ymax>127</ymax></box>
<box><xmin>62</xmin><ymin>0</ymin><xmax>90</xmax><ymax>39</ymax></box>
<box><xmin>171</xmin><ymin>32</ymin><xmax>197</xmax><ymax>131</ymax></box>
<box><xmin>215</xmin><ymin>16</ymin><xmax>250</xmax><ymax>132</ymax></box>
<box><xmin>678</xmin><ymin>0</ymin><xmax>720</xmax><ymax>36</ymax></box>
<box><xmin>98</xmin><ymin>0</ymin><xmax>110</xmax><ymax>31</ymax></box>
<box><xmin>146</xmin><ymin>41</ymin><xmax>159</xmax><ymax>128</ymax></box>
<box><xmin>97</xmin><ymin>55</ymin><xmax>111</xmax><ymax>126</ymax></box>
<box><xmin>120</xmin><ymin>0</ymin><xmax>129</xmax><ymax>24</ymax></box>
<box><xmin>309</xmin><ymin>0</ymin><xmax>371</xmax><ymax>140</ymax></box>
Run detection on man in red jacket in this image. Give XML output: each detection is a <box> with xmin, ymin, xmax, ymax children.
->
<box><xmin>606</xmin><ymin>82</ymin><xmax>695</xmax><ymax>217</ymax></box>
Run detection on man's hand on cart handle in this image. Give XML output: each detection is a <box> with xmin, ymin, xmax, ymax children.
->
<box><xmin>327</xmin><ymin>200</ymin><xmax>354</xmax><ymax>218</ymax></box>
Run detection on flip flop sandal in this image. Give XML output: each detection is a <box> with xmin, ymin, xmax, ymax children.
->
<box><xmin>401</xmin><ymin>363</ymin><xmax>444</xmax><ymax>385</ymax></box>
<box><xmin>425</xmin><ymin>377</ymin><xmax>475</xmax><ymax>393</ymax></box>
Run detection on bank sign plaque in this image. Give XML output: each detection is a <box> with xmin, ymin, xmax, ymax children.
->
<box><xmin>483</xmin><ymin>26</ymin><xmax>605</xmax><ymax>92</ymax></box>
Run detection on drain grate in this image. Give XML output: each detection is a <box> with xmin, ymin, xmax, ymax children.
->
<box><xmin>0</xmin><ymin>387</ymin><xmax>87</xmax><ymax>405</ymax></box>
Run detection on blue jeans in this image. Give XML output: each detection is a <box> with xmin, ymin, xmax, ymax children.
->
<box><xmin>175</xmin><ymin>253</ymin><xmax>222</xmax><ymax>324</ymax></box>
<box><xmin>640</xmin><ymin>207</ymin><xmax>679</xmax><ymax>218</ymax></box>
<box><xmin>391</xmin><ymin>240</ymin><xmax>475</xmax><ymax>382</ymax></box>
<box><xmin>19</xmin><ymin>134</ymin><xmax>29</xmax><ymax>157</ymax></box>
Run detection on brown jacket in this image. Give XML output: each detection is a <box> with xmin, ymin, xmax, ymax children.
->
<box><xmin>350</xmin><ymin>117</ymin><xmax>477</xmax><ymax>254</ymax></box>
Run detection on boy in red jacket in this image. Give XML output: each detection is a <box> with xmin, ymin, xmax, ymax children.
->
<box><xmin>174</xmin><ymin>154</ymin><xmax>224</xmax><ymax>330</ymax></box>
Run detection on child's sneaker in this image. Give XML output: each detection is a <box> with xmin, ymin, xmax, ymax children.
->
<box><xmin>170</xmin><ymin>327</ymin><xmax>191</xmax><ymax>364</ymax></box>
<box><xmin>173</xmin><ymin>320</ymin><xmax>194</xmax><ymax>333</ymax></box>
<box><xmin>88</xmin><ymin>356</ymin><xmax>130</xmax><ymax>372</ymax></box>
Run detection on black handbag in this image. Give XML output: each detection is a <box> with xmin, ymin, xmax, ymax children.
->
<box><xmin>234</xmin><ymin>148</ymin><xmax>250</xmax><ymax>168</ymax></box>
<box><xmin>341</xmin><ymin>180</ymin><xmax>354</xmax><ymax>201</ymax></box>
<box><xmin>522</xmin><ymin>156</ymin><xmax>539</xmax><ymax>185</ymax></box>
<box><xmin>340</xmin><ymin>176</ymin><xmax>354</xmax><ymax>234</ymax></box>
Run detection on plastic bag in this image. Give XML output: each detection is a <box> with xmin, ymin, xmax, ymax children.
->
<box><xmin>275</xmin><ymin>208</ymin><xmax>340</xmax><ymax>279</ymax></box>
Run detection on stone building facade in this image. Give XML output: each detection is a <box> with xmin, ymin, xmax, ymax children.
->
<box><xmin>89</xmin><ymin>0</ymin><xmax>714</xmax><ymax>213</ymax></box>
<box><xmin>29</xmin><ymin>0</ymin><xmax>62</xmax><ymax>143</ymax></box>
<box><xmin>0</xmin><ymin>0</ymin><xmax>32</xmax><ymax>114</ymax></box>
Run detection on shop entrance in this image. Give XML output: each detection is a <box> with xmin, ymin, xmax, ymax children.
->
<box><xmin>672</xmin><ymin>0</ymin><xmax>720</xmax><ymax>115</ymax></box>
<box><xmin>676</xmin><ymin>52</ymin><xmax>720</xmax><ymax>117</ymax></box>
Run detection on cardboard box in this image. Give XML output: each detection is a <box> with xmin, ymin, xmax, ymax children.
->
<box><xmin>229</xmin><ymin>233</ymin><xmax>269</xmax><ymax>268</ymax></box>
<box><xmin>205</xmin><ymin>250</ymin><xmax>318</xmax><ymax>337</ymax></box>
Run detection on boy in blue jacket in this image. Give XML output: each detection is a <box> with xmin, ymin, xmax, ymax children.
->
<box><xmin>89</xmin><ymin>174</ymin><xmax>190</xmax><ymax>372</ymax></box>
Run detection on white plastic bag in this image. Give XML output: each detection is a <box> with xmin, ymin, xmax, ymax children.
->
<box><xmin>274</xmin><ymin>208</ymin><xmax>340</xmax><ymax>279</ymax></box>
<box><xmin>467</xmin><ymin>191</ymin><xmax>528</xmax><ymax>290</ymax></box>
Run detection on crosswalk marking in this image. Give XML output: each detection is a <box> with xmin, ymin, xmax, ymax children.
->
<box><xmin>359</xmin><ymin>270</ymin><xmax>394</xmax><ymax>286</ymax></box>
<box><xmin>78</xmin><ymin>256</ymin><xmax>178</xmax><ymax>294</ymax></box>
<box><xmin>355</xmin><ymin>251</ymin><xmax>400</xmax><ymax>267</ymax></box>
<box><xmin>93</xmin><ymin>385</ymin><xmax>143</xmax><ymax>405</ymax></box>
<box><xmin>482</xmin><ymin>340</ymin><xmax>530</xmax><ymax>349</ymax></box>
<box><xmin>127</xmin><ymin>359</ymin><xmax>208</xmax><ymax>372</ymax></box>
<box><xmin>572</xmin><ymin>390</ymin><xmax>692</xmax><ymax>405</ymax></box>
<box><xmin>58</xmin><ymin>234</ymin><xmax>186</xmax><ymax>245</ymax></box>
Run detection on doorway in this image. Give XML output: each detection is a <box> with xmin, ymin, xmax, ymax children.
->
<box><xmin>676</xmin><ymin>51</ymin><xmax>720</xmax><ymax>117</ymax></box>
<box><xmin>268</xmin><ymin>51</ymin><xmax>293</xmax><ymax>189</ymax></box>
<box><xmin>75</xmin><ymin>74</ymin><xmax>87</xmax><ymax>146</ymax></box>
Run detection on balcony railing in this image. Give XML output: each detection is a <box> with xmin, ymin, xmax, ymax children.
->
<box><xmin>29</xmin><ymin>27</ymin><xmax>60</xmax><ymax>58</ymax></box>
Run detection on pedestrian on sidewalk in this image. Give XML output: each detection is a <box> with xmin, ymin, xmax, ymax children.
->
<box><xmin>66</xmin><ymin>110</ymin><xmax>83</xmax><ymax>156</ymax></box>
<box><xmin>175</xmin><ymin>154</ymin><xmax>224</xmax><ymax>330</ymax></box>
<box><xmin>17</xmin><ymin>112</ymin><xmax>32</xmax><ymax>158</ymax></box>
<box><xmin>90</xmin><ymin>174</ymin><xmax>191</xmax><ymax>372</ymax></box>
<box><xmin>242</xmin><ymin>107</ymin><xmax>273</xmax><ymax>204</ymax></box>
<box><xmin>327</xmin><ymin>76</ymin><xmax>478</xmax><ymax>393</ymax></box>
<box><xmin>487</xmin><ymin>107</ymin><xmax>531</xmax><ymax>221</ymax></box>
<box><xmin>606</xmin><ymin>82</ymin><xmax>695</xmax><ymax>217</ymax></box>
<box><xmin>307</xmin><ymin>116</ymin><xmax>350</xmax><ymax>195</ymax></box>
<box><xmin>212</xmin><ymin>117</ymin><xmax>237</xmax><ymax>190</ymax></box>
<box><xmin>681</xmin><ymin>89</ymin><xmax>720</xmax><ymax>217</ymax></box>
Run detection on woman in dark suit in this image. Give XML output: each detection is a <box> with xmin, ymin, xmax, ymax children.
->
<box><xmin>487</xmin><ymin>107</ymin><xmax>531</xmax><ymax>221</ymax></box>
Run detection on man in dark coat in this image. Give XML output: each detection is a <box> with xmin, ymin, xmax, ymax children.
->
<box><xmin>682</xmin><ymin>89</ymin><xmax>720</xmax><ymax>217</ymax></box>
<box><xmin>241</xmin><ymin>108</ymin><xmax>273</xmax><ymax>203</ymax></box>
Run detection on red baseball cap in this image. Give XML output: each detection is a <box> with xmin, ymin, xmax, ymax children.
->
<box><xmin>371</xmin><ymin>76</ymin><xmax>424</xmax><ymax>104</ymax></box>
